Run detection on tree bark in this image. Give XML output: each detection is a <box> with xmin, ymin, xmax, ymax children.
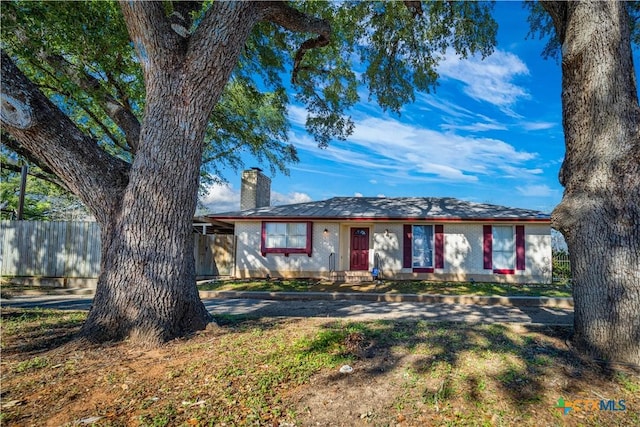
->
<box><xmin>78</xmin><ymin>1</ymin><xmax>264</xmax><ymax>344</ymax></box>
<box><xmin>3</xmin><ymin>1</ymin><xmax>334</xmax><ymax>345</ymax></box>
<box><xmin>543</xmin><ymin>1</ymin><xmax>640</xmax><ymax>365</ymax></box>
<box><xmin>1</xmin><ymin>51</ymin><xmax>130</xmax><ymax>225</ymax></box>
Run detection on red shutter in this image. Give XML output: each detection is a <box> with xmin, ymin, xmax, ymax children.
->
<box><xmin>435</xmin><ymin>225</ymin><xmax>444</xmax><ymax>269</ymax></box>
<box><xmin>305</xmin><ymin>221</ymin><xmax>313</xmax><ymax>257</ymax></box>
<box><xmin>403</xmin><ymin>224</ymin><xmax>412</xmax><ymax>268</ymax></box>
<box><xmin>483</xmin><ymin>225</ymin><xmax>492</xmax><ymax>270</ymax></box>
<box><xmin>516</xmin><ymin>225</ymin><xmax>525</xmax><ymax>270</ymax></box>
<box><xmin>260</xmin><ymin>222</ymin><xmax>267</xmax><ymax>256</ymax></box>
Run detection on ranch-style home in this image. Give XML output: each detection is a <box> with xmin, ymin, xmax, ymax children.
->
<box><xmin>205</xmin><ymin>169</ymin><xmax>552</xmax><ymax>284</ymax></box>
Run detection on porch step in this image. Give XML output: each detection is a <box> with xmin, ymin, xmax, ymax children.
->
<box><xmin>329</xmin><ymin>271</ymin><xmax>373</xmax><ymax>283</ymax></box>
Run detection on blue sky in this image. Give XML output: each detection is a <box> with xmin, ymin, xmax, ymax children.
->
<box><xmin>201</xmin><ymin>2</ymin><xmax>632</xmax><ymax>214</ymax></box>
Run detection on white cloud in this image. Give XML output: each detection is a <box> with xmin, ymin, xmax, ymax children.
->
<box><xmin>499</xmin><ymin>165</ymin><xmax>543</xmax><ymax>179</ymax></box>
<box><xmin>199</xmin><ymin>181</ymin><xmax>313</xmax><ymax>212</ymax></box>
<box><xmin>437</xmin><ymin>49</ymin><xmax>530</xmax><ymax>115</ymax></box>
<box><xmin>441</xmin><ymin>121</ymin><xmax>508</xmax><ymax>133</ymax></box>
<box><xmin>417</xmin><ymin>95</ymin><xmax>477</xmax><ymax>119</ymax></box>
<box><xmin>354</xmin><ymin>192</ymin><xmax>363</xmax><ymax>197</ymax></box>
<box><xmin>353</xmin><ymin>117</ymin><xmax>535</xmax><ymax>178</ymax></box>
<box><xmin>272</xmin><ymin>191</ymin><xmax>312</xmax><ymax>205</ymax></box>
<box><xmin>200</xmin><ymin>182</ymin><xmax>240</xmax><ymax>213</ymax></box>
<box><xmin>290</xmin><ymin>113</ymin><xmax>541</xmax><ymax>185</ymax></box>
<box><xmin>290</xmin><ymin>164</ymin><xmax>352</xmax><ymax>179</ymax></box>
<box><xmin>516</xmin><ymin>184</ymin><xmax>555</xmax><ymax>197</ymax></box>
<box><xmin>418</xmin><ymin>95</ymin><xmax>511</xmax><ymax>133</ymax></box>
<box><xmin>288</xmin><ymin>105</ymin><xmax>308</xmax><ymax>126</ymax></box>
<box><xmin>521</xmin><ymin>121</ymin><xmax>556</xmax><ymax>131</ymax></box>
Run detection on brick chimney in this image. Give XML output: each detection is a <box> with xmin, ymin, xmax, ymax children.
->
<box><xmin>240</xmin><ymin>168</ymin><xmax>271</xmax><ymax>210</ymax></box>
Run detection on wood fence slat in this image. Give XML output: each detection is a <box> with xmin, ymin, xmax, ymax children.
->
<box><xmin>1</xmin><ymin>221</ymin><xmax>232</xmax><ymax>279</ymax></box>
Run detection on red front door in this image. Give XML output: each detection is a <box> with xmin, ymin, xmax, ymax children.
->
<box><xmin>350</xmin><ymin>228</ymin><xmax>369</xmax><ymax>271</ymax></box>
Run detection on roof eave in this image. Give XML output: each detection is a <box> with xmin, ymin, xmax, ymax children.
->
<box><xmin>207</xmin><ymin>215</ymin><xmax>550</xmax><ymax>223</ymax></box>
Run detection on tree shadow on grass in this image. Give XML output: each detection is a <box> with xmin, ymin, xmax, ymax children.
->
<box><xmin>1</xmin><ymin>308</ymin><xmax>86</xmax><ymax>356</ymax></box>
<box><xmin>218</xmin><ymin>316</ymin><xmax>639</xmax><ymax>420</ymax></box>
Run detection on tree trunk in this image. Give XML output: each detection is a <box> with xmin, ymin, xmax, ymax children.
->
<box><xmin>2</xmin><ymin>1</ymin><xmax>264</xmax><ymax>345</ymax></box>
<box><xmin>545</xmin><ymin>1</ymin><xmax>640</xmax><ymax>365</ymax></box>
<box><xmin>4</xmin><ymin>0</ymin><xmax>340</xmax><ymax>346</ymax></box>
<box><xmin>79</xmin><ymin>1</ymin><xmax>262</xmax><ymax>345</ymax></box>
<box><xmin>80</xmin><ymin>99</ymin><xmax>212</xmax><ymax>344</ymax></box>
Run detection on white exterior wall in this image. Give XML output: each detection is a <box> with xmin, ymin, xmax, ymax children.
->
<box><xmin>442</xmin><ymin>223</ymin><xmax>552</xmax><ymax>283</ymax></box>
<box><xmin>443</xmin><ymin>223</ymin><xmax>483</xmax><ymax>276</ymax></box>
<box><xmin>234</xmin><ymin>221</ymin><xmax>340</xmax><ymax>278</ymax></box>
<box><xmin>523</xmin><ymin>223</ymin><xmax>553</xmax><ymax>283</ymax></box>
<box><xmin>233</xmin><ymin>220</ymin><xmax>552</xmax><ymax>283</ymax></box>
<box><xmin>234</xmin><ymin>222</ymin><xmax>264</xmax><ymax>277</ymax></box>
<box><xmin>369</xmin><ymin>222</ymin><xmax>552</xmax><ymax>283</ymax></box>
<box><xmin>372</xmin><ymin>224</ymin><xmax>403</xmax><ymax>272</ymax></box>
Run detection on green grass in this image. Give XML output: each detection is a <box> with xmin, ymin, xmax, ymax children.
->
<box><xmin>616</xmin><ymin>371</ymin><xmax>640</xmax><ymax>393</ymax></box>
<box><xmin>2</xmin><ymin>309</ymin><xmax>639</xmax><ymax>426</ymax></box>
<box><xmin>1</xmin><ymin>308</ymin><xmax>86</xmax><ymax>335</ymax></box>
<box><xmin>14</xmin><ymin>356</ymin><xmax>50</xmax><ymax>373</ymax></box>
<box><xmin>198</xmin><ymin>278</ymin><xmax>572</xmax><ymax>297</ymax></box>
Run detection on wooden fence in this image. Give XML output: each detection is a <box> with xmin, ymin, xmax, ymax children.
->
<box><xmin>0</xmin><ymin>220</ymin><xmax>233</xmax><ymax>280</ymax></box>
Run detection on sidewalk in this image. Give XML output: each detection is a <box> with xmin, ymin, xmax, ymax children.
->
<box><xmin>201</xmin><ymin>290</ymin><xmax>574</xmax><ymax>309</ymax></box>
<box><xmin>2</xmin><ymin>285</ymin><xmax>574</xmax><ymax>309</ymax></box>
<box><xmin>1</xmin><ymin>292</ymin><xmax>575</xmax><ymax>326</ymax></box>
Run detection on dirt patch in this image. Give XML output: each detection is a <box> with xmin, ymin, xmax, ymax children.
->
<box><xmin>1</xmin><ymin>308</ymin><xmax>638</xmax><ymax>426</ymax></box>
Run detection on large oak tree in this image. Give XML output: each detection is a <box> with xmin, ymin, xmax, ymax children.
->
<box><xmin>526</xmin><ymin>1</ymin><xmax>640</xmax><ymax>366</ymax></box>
<box><xmin>1</xmin><ymin>1</ymin><xmax>496</xmax><ymax>345</ymax></box>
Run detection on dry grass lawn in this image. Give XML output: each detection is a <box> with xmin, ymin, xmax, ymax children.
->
<box><xmin>1</xmin><ymin>307</ymin><xmax>638</xmax><ymax>426</ymax></box>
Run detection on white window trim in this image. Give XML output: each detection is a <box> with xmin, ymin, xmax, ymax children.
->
<box><xmin>492</xmin><ymin>225</ymin><xmax>515</xmax><ymax>271</ymax></box>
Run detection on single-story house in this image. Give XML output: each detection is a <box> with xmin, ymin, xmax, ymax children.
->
<box><xmin>205</xmin><ymin>169</ymin><xmax>552</xmax><ymax>284</ymax></box>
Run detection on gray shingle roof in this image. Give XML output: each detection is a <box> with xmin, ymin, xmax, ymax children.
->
<box><xmin>208</xmin><ymin>197</ymin><xmax>550</xmax><ymax>221</ymax></box>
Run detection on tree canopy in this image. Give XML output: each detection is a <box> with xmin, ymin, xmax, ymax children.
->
<box><xmin>1</xmin><ymin>0</ymin><xmax>499</xmax><ymax>345</ymax></box>
<box><xmin>3</xmin><ymin>1</ymin><xmax>639</xmax><ymax>365</ymax></box>
<box><xmin>1</xmin><ymin>0</ymin><xmax>497</xmax><ymax>184</ymax></box>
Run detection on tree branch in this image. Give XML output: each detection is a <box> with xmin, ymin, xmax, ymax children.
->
<box><xmin>27</xmin><ymin>81</ymin><xmax>129</xmax><ymax>152</ymax></box>
<box><xmin>119</xmin><ymin>1</ymin><xmax>185</xmax><ymax>74</ymax></box>
<box><xmin>2</xmin><ymin>131</ymin><xmax>70</xmax><ymax>190</ymax></box>
<box><xmin>403</xmin><ymin>1</ymin><xmax>424</xmax><ymax>18</ymax></box>
<box><xmin>1</xmin><ymin>158</ymin><xmax>71</xmax><ymax>192</ymax></box>
<box><xmin>183</xmin><ymin>2</ymin><xmax>263</xmax><ymax>105</ymax></box>
<box><xmin>540</xmin><ymin>1</ymin><xmax>569</xmax><ymax>44</ymax></box>
<box><xmin>258</xmin><ymin>2</ymin><xmax>331</xmax><ymax>84</ymax></box>
<box><xmin>1</xmin><ymin>51</ymin><xmax>129</xmax><ymax>223</ymax></box>
<box><xmin>79</xmin><ymin>102</ymin><xmax>130</xmax><ymax>153</ymax></box>
<box><xmin>39</xmin><ymin>53</ymin><xmax>141</xmax><ymax>152</ymax></box>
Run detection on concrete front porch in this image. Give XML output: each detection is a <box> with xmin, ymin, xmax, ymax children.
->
<box><xmin>329</xmin><ymin>270</ymin><xmax>374</xmax><ymax>283</ymax></box>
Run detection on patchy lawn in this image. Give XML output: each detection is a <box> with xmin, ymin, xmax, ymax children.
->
<box><xmin>1</xmin><ymin>308</ymin><xmax>637</xmax><ymax>426</ymax></box>
<box><xmin>198</xmin><ymin>279</ymin><xmax>573</xmax><ymax>298</ymax></box>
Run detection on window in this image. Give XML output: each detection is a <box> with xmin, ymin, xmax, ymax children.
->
<box><xmin>483</xmin><ymin>225</ymin><xmax>526</xmax><ymax>273</ymax></box>
<box><xmin>261</xmin><ymin>221</ymin><xmax>312</xmax><ymax>256</ymax></box>
<box><xmin>492</xmin><ymin>226</ymin><xmax>515</xmax><ymax>271</ymax></box>
<box><xmin>403</xmin><ymin>224</ymin><xmax>444</xmax><ymax>271</ymax></box>
<box><xmin>412</xmin><ymin>225</ymin><xmax>434</xmax><ymax>268</ymax></box>
<box><xmin>265</xmin><ymin>222</ymin><xmax>306</xmax><ymax>249</ymax></box>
